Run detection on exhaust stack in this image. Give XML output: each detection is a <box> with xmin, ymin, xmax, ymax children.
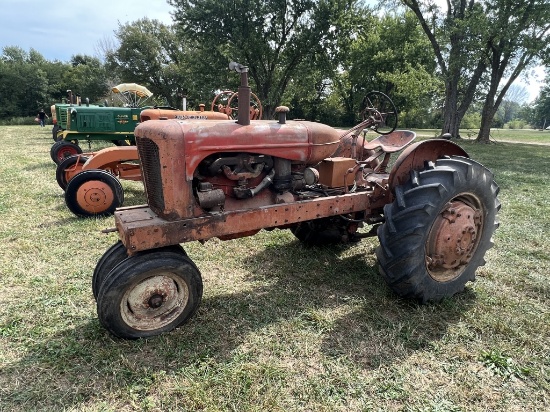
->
<box><xmin>229</xmin><ymin>62</ymin><xmax>250</xmax><ymax>126</ymax></box>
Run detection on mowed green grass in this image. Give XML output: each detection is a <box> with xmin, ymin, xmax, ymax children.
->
<box><xmin>0</xmin><ymin>126</ymin><xmax>548</xmax><ymax>411</ymax></box>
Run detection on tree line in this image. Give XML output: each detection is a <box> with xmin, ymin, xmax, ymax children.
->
<box><xmin>1</xmin><ymin>0</ymin><xmax>548</xmax><ymax>142</ymax></box>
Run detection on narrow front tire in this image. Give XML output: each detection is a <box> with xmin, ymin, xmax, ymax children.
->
<box><xmin>96</xmin><ymin>248</ymin><xmax>203</xmax><ymax>339</ymax></box>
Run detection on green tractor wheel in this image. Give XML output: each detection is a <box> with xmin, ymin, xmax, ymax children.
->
<box><xmin>50</xmin><ymin>141</ymin><xmax>82</xmax><ymax>164</ymax></box>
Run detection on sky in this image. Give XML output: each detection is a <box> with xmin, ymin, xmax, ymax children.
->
<box><xmin>0</xmin><ymin>0</ymin><xmax>174</xmax><ymax>62</ymax></box>
<box><xmin>1</xmin><ymin>0</ymin><xmax>544</xmax><ymax>102</ymax></box>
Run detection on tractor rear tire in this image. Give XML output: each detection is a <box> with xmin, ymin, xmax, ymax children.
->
<box><xmin>56</xmin><ymin>155</ymin><xmax>89</xmax><ymax>190</ymax></box>
<box><xmin>96</xmin><ymin>247</ymin><xmax>203</xmax><ymax>339</ymax></box>
<box><xmin>92</xmin><ymin>241</ymin><xmax>186</xmax><ymax>300</ymax></box>
<box><xmin>65</xmin><ymin>169</ymin><xmax>124</xmax><ymax>217</ymax></box>
<box><xmin>50</xmin><ymin>141</ymin><xmax>82</xmax><ymax>164</ymax></box>
<box><xmin>376</xmin><ymin>156</ymin><xmax>500</xmax><ymax>302</ymax></box>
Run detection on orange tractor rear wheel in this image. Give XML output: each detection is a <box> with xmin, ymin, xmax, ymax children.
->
<box><xmin>64</xmin><ymin>169</ymin><xmax>124</xmax><ymax>217</ymax></box>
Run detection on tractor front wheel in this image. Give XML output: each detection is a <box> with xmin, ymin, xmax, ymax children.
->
<box><xmin>92</xmin><ymin>241</ymin><xmax>187</xmax><ymax>300</ymax></box>
<box><xmin>56</xmin><ymin>155</ymin><xmax>89</xmax><ymax>190</ymax></box>
<box><xmin>376</xmin><ymin>156</ymin><xmax>500</xmax><ymax>302</ymax></box>
<box><xmin>96</xmin><ymin>247</ymin><xmax>203</xmax><ymax>339</ymax></box>
<box><xmin>64</xmin><ymin>169</ymin><xmax>124</xmax><ymax>217</ymax></box>
<box><xmin>50</xmin><ymin>141</ymin><xmax>82</xmax><ymax>164</ymax></box>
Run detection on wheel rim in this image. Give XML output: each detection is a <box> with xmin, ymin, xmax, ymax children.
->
<box><xmin>426</xmin><ymin>194</ymin><xmax>484</xmax><ymax>282</ymax></box>
<box><xmin>76</xmin><ymin>180</ymin><xmax>116</xmax><ymax>214</ymax></box>
<box><xmin>57</xmin><ymin>146</ymin><xmax>79</xmax><ymax>162</ymax></box>
<box><xmin>120</xmin><ymin>272</ymin><xmax>189</xmax><ymax>331</ymax></box>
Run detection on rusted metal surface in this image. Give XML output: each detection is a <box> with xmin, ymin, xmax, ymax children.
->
<box><xmin>120</xmin><ymin>272</ymin><xmax>189</xmax><ymax>331</ymax></box>
<box><xmin>318</xmin><ymin>157</ymin><xmax>357</xmax><ymax>187</ymax></box>
<box><xmin>115</xmin><ymin>191</ymin><xmax>377</xmax><ymax>253</ymax></box>
<box><xmin>388</xmin><ymin>139</ymin><xmax>469</xmax><ymax>192</ymax></box>
<box><xmin>134</xmin><ymin>119</ymin><xmax>342</xmax><ymax>182</ymax></box>
<box><xmin>426</xmin><ymin>200</ymin><xmax>482</xmax><ymax>282</ymax></box>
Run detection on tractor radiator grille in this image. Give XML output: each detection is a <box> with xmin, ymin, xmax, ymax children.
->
<box><xmin>136</xmin><ymin>137</ymin><xmax>165</xmax><ymax>213</ymax></box>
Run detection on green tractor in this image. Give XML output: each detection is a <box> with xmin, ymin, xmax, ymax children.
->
<box><xmin>51</xmin><ymin>90</ymin><xmax>104</xmax><ymax>141</ymax></box>
<box><xmin>50</xmin><ymin>84</ymin><xmax>154</xmax><ymax>164</ymax></box>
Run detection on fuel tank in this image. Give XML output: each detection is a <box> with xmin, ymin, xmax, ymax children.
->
<box><xmin>140</xmin><ymin>107</ymin><xmax>230</xmax><ymax>122</ymax></box>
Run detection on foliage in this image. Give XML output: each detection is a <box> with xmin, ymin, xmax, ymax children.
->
<box><xmin>475</xmin><ymin>0</ymin><xmax>550</xmax><ymax>142</ymax></box>
<box><xmin>0</xmin><ymin>1</ymin><xmax>548</xmax><ymax>133</ymax></box>
<box><xmin>168</xmin><ymin>0</ymin><xmax>362</xmax><ymax>118</ymax></box>
<box><xmin>0</xmin><ymin>47</ymin><xmax>110</xmax><ymax>118</ymax></box>
<box><xmin>63</xmin><ymin>55</ymin><xmax>110</xmax><ymax>103</ymax></box>
<box><xmin>348</xmin><ymin>10</ymin><xmax>440</xmax><ymax>123</ymax></box>
<box><xmin>531</xmin><ymin>73</ymin><xmax>550</xmax><ymax>129</ymax></box>
<box><xmin>106</xmin><ymin>18</ymin><xmax>220</xmax><ymax>108</ymax></box>
<box><xmin>399</xmin><ymin>0</ymin><xmax>550</xmax><ymax>142</ymax></box>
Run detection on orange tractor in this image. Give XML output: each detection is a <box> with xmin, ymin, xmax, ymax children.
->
<box><xmin>56</xmin><ymin>90</ymin><xmax>262</xmax><ymax>217</ymax></box>
<box><xmin>93</xmin><ymin>62</ymin><xmax>500</xmax><ymax>339</ymax></box>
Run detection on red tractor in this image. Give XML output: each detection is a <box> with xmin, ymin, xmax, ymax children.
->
<box><xmin>93</xmin><ymin>62</ymin><xmax>500</xmax><ymax>339</ymax></box>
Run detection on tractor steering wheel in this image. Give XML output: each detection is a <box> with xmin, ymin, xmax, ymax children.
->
<box><xmin>226</xmin><ymin>91</ymin><xmax>263</xmax><ymax>120</ymax></box>
<box><xmin>360</xmin><ymin>91</ymin><xmax>398</xmax><ymax>135</ymax></box>
<box><xmin>211</xmin><ymin>90</ymin><xmax>235</xmax><ymax>117</ymax></box>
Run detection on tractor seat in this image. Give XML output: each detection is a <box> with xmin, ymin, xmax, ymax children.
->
<box><xmin>363</xmin><ymin>130</ymin><xmax>416</xmax><ymax>153</ymax></box>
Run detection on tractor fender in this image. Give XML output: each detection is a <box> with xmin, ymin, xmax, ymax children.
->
<box><xmin>388</xmin><ymin>139</ymin><xmax>469</xmax><ymax>193</ymax></box>
<box><xmin>83</xmin><ymin>146</ymin><xmax>139</xmax><ymax>171</ymax></box>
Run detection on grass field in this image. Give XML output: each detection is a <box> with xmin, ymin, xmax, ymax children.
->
<box><xmin>0</xmin><ymin>126</ymin><xmax>548</xmax><ymax>411</ymax></box>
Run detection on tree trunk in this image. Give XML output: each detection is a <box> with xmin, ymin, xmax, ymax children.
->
<box><xmin>441</xmin><ymin>76</ymin><xmax>463</xmax><ymax>138</ymax></box>
<box><xmin>477</xmin><ymin>96</ymin><xmax>497</xmax><ymax>144</ymax></box>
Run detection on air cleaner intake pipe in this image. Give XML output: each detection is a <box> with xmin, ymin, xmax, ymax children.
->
<box><xmin>229</xmin><ymin>62</ymin><xmax>250</xmax><ymax>126</ymax></box>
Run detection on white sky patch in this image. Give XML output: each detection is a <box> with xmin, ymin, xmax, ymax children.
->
<box><xmin>516</xmin><ymin>65</ymin><xmax>546</xmax><ymax>103</ymax></box>
<box><xmin>0</xmin><ymin>0</ymin><xmax>174</xmax><ymax>61</ymax></box>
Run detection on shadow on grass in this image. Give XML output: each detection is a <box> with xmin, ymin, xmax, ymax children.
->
<box><xmin>1</xmin><ymin>239</ymin><xmax>477</xmax><ymax>410</ymax></box>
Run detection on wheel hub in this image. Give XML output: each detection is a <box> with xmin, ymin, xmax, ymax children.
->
<box><xmin>148</xmin><ymin>294</ymin><xmax>164</xmax><ymax>309</ymax></box>
<box><xmin>426</xmin><ymin>200</ymin><xmax>482</xmax><ymax>282</ymax></box>
<box><xmin>121</xmin><ymin>274</ymin><xmax>189</xmax><ymax>331</ymax></box>
<box><xmin>76</xmin><ymin>181</ymin><xmax>115</xmax><ymax>213</ymax></box>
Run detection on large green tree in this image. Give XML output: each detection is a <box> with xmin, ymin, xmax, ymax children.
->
<box><xmin>531</xmin><ymin>72</ymin><xmax>550</xmax><ymax>129</ymax></box>
<box><xmin>476</xmin><ymin>0</ymin><xmax>550</xmax><ymax>142</ymax></box>
<box><xmin>400</xmin><ymin>0</ymin><xmax>550</xmax><ymax>143</ymax></box>
<box><xmin>106</xmin><ymin>18</ymin><xmax>201</xmax><ymax>108</ymax></box>
<box><xmin>168</xmin><ymin>0</ymin><xmax>360</xmax><ymax>118</ymax></box>
<box><xmin>62</xmin><ymin>55</ymin><xmax>109</xmax><ymax>103</ymax></box>
<box><xmin>345</xmin><ymin>10</ymin><xmax>441</xmax><ymax>128</ymax></box>
<box><xmin>0</xmin><ymin>47</ymin><xmax>112</xmax><ymax>119</ymax></box>
<box><xmin>0</xmin><ymin>47</ymin><xmax>49</xmax><ymax>117</ymax></box>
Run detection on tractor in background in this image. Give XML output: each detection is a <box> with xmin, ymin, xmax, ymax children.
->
<box><xmin>51</xmin><ymin>90</ymin><xmax>103</xmax><ymax>141</ymax></box>
<box><xmin>49</xmin><ymin>84</ymin><xmax>156</xmax><ymax>164</ymax></box>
